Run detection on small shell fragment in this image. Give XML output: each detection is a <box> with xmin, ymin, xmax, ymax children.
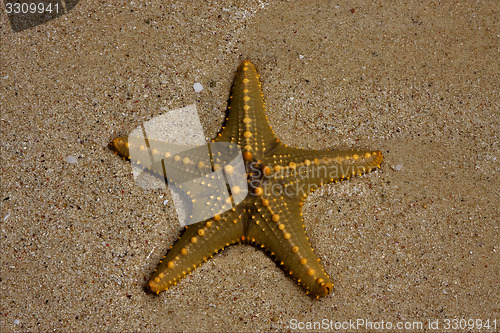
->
<box><xmin>193</xmin><ymin>82</ymin><xmax>203</xmax><ymax>93</ymax></box>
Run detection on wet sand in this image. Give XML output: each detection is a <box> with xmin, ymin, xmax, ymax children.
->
<box><xmin>1</xmin><ymin>1</ymin><xmax>498</xmax><ymax>331</ymax></box>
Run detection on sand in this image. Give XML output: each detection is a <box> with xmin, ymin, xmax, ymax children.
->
<box><xmin>1</xmin><ymin>1</ymin><xmax>498</xmax><ymax>332</ymax></box>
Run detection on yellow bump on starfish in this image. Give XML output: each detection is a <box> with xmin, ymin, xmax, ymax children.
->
<box><xmin>109</xmin><ymin>60</ymin><xmax>383</xmax><ymax>298</ymax></box>
<box><xmin>224</xmin><ymin>164</ymin><xmax>234</xmax><ymax>174</ymax></box>
<box><xmin>254</xmin><ymin>187</ymin><xmax>263</xmax><ymax>196</ymax></box>
<box><xmin>232</xmin><ymin>185</ymin><xmax>241</xmax><ymax>195</ymax></box>
<box><xmin>243</xmin><ymin>151</ymin><xmax>252</xmax><ymax>161</ymax></box>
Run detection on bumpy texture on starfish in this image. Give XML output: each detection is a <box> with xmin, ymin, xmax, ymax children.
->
<box><xmin>110</xmin><ymin>60</ymin><xmax>383</xmax><ymax>298</ymax></box>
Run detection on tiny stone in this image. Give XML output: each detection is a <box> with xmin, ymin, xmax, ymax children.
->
<box><xmin>65</xmin><ymin>155</ymin><xmax>78</xmax><ymax>164</ymax></box>
<box><xmin>193</xmin><ymin>82</ymin><xmax>203</xmax><ymax>93</ymax></box>
<box><xmin>394</xmin><ymin>164</ymin><xmax>403</xmax><ymax>171</ymax></box>
<box><xmin>14</xmin><ymin>319</ymin><xmax>20</xmax><ymax>325</ymax></box>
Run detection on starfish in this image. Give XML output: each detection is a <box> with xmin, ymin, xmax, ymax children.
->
<box><xmin>109</xmin><ymin>60</ymin><xmax>383</xmax><ymax>298</ymax></box>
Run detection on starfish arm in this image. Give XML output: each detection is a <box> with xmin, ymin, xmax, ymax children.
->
<box><xmin>147</xmin><ymin>208</ymin><xmax>245</xmax><ymax>294</ymax></box>
<box><xmin>109</xmin><ymin>137</ymin><xmax>213</xmax><ymax>182</ymax></box>
<box><xmin>110</xmin><ymin>139</ymin><xmax>240</xmax><ymax>221</ymax></box>
<box><xmin>262</xmin><ymin>146</ymin><xmax>383</xmax><ymax>200</ymax></box>
<box><xmin>215</xmin><ymin>61</ymin><xmax>280</xmax><ymax>157</ymax></box>
<box><xmin>246</xmin><ymin>196</ymin><xmax>333</xmax><ymax>297</ymax></box>
<box><xmin>109</xmin><ymin>137</ymin><xmax>196</xmax><ymax>163</ymax></box>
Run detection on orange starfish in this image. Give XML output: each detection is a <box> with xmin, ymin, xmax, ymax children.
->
<box><xmin>110</xmin><ymin>61</ymin><xmax>383</xmax><ymax>298</ymax></box>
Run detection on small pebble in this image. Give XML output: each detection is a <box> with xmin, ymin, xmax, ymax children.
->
<box><xmin>65</xmin><ymin>155</ymin><xmax>78</xmax><ymax>164</ymax></box>
<box><xmin>193</xmin><ymin>82</ymin><xmax>203</xmax><ymax>93</ymax></box>
<box><xmin>14</xmin><ymin>319</ymin><xmax>20</xmax><ymax>325</ymax></box>
<box><xmin>394</xmin><ymin>164</ymin><xmax>403</xmax><ymax>171</ymax></box>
